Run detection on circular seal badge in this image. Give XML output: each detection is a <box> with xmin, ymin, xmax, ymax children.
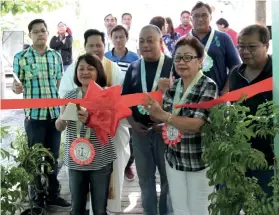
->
<box><xmin>70</xmin><ymin>138</ymin><xmax>95</xmax><ymax>165</ymax></box>
<box><xmin>162</xmin><ymin>124</ymin><xmax>181</xmax><ymax>146</ymax></box>
<box><xmin>137</xmin><ymin>105</ymin><xmax>150</xmax><ymax>115</ymax></box>
<box><xmin>203</xmin><ymin>55</ymin><xmax>214</xmax><ymax>72</ymax></box>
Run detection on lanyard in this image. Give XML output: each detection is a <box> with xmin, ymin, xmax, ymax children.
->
<box><xmin>140</xmin><ymin>54</ymin><xmax>165</xmax><ymax>92</ymax></box>
<box><xmin>189</xmin><ymin>29</ymin><xmax>215</xmax><ymax>54</ymax></box>
<box><xmin>76</xmin><ymin>88</ymin><xmax>91</xmax><ymax>139</ymax></box>
<box><xmin>172</xmin><ymin>70</ymin><xmax>203</xmax><ymax>115</ymax></box>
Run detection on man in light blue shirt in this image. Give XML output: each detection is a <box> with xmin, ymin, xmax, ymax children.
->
<box><xmin>105</xmin><ymin>25</ymin><xmax>139</xmax><ymax>73</ymax></box>
<box><xmin>105</xmin><ymin>25</ymin><xmax>139</xmax><ymax>181</ymax></box>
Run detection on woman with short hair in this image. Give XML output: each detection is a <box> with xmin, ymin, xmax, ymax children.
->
<box><xmin>55</xmin><ymin>54</ymin><xmax>116</xmax><ymax>215</ymax></box>
<box><xmin>143</xmin><ymin>36</ymin><xmax>218</xmax><ymax>214</ymax></box>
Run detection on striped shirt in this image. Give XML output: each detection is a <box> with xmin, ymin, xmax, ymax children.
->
<box><xmin>13</xmin><ymin>46</ymin><xmax>63</xmax><ymax>120</ymax></box>
<box><xmin>104</xmin><ymin>48</ymin><xmax>139</xmax><ymax>73</ymax></box>
<box><xmin>63</xmin><ymin>89</ymin><xmax>117</xmax><ymax>171</ymax></box>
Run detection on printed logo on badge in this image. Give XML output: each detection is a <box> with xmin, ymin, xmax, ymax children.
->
<box><xmin>70</xmin><ymin>138</ymin><xmax>95</xmax><ymax>165</ymax></box>
<box><xmin>162</xmin><ymin>124</ymin><xmax>181</xmax><ymax>146</ymax></box>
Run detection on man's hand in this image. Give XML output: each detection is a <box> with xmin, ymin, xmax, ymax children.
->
<box><xmin>12</xmin><ymin>81</ymin><xmax>24</xmax><ymax>94</ymax></box>
<box><xmin>77</xmin><ymin>110</ymin><xmax>89</xmax><ymax>124</ymax></box>
<box><xmin>158</xmin><ymin>76</ymin><xmax>175</xmax><ymax>93</ymax></box>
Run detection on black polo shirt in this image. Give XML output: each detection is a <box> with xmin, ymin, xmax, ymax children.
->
<box><xmin>229</xmin><ymin>56</ymin><xmax>274</xmax><ymax>165</ymax></box>
<box><xmin>122</xmin><ymin>55</ymin><xmax>176</xmax><ymax>126</ymax></box>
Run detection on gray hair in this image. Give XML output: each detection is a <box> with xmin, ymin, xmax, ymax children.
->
<box><xmin>140</xmin><ymin>24</ymin><xmax>162</xmax><ymax>37</ymax></box>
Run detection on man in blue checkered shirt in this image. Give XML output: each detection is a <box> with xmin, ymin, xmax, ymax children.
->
<box><xmin>12</xmin><ymin>19</ymin><xmax>70</xmax><ymax>209</ymax></box>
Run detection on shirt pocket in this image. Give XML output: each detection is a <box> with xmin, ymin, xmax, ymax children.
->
<box><xmin>23</xmin><ymin>64</ymin><xmax>38</xmax><ymax>86</ymax></box>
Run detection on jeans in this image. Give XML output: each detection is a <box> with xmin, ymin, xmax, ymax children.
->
<box><xmin>126</xmin><ymin>128</ymin><xmax>134</xmax><ymax>168</ymax></box>
<box><xmin>24</xmin><ymin>117</ymin><xmax>61</xmax><ymax>200</ymax></box>
<box><xmin>69</xmin><ymin>163</ymin><xmax>113</xmax><ymax>215</ymax></box>
<box><xmin>166</xmin><ymin>161</ymin><xmax>213</xmax><ymax>215</ymax></box>
<box><xmin>132</xmin><ymin>130</ymin><xmax>172</xmax><ymax>215</ymax></box>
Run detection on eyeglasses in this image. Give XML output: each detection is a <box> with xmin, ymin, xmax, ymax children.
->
<box><xmin>174</xmin><ymin>55</ymin><xmax>199</xmax><ymax>63</ymax></box>
<box><xmin>236</xmin><ymin>44</ymin><xmax>263</xmax><ymax>52</ymax></box>
<box><xmin>192</xmin><ymin>13</ymin><xmax>209</xmax><ymax>20</ymax></box>
<box><xmin>30</xmin><ymin>29</ymin><xmax>48</xmax><ymax>35</ymax></box>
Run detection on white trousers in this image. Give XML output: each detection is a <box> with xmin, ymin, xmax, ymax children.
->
<box><xmin>165</xmin><ymin>160</ymin><xmax>213</xmax><ymax>215</ymax></box>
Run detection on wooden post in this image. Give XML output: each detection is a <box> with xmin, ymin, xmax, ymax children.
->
<box><xmin>255</xmin><ymin>0</ymin><xmax>267</xmax><ymax>25</ymax></box>
<box><xmin>271</xmin><ymin>0</ymin><xmax>279</xmax><ymax>159</ymax></box>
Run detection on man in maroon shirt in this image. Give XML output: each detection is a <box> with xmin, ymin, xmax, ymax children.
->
<box><xmin>174</xmin><ymin>10</ymin><xmax>193</xmax><ymax>36</ymax></box>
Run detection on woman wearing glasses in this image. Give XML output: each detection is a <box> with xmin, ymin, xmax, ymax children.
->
<box><xmin>143</xmin><ymin>36</ymin><xmax>218</xmax><ymax>214</ymax></box>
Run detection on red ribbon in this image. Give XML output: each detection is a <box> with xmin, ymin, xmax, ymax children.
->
<box><xmin>1</xmin><ymin>81</ymin><xmax>163</xmax><ymax>144</ymax></box>
<box><xmin>0</xmin><ymin>77</ymin><xmax>274</xmax><ymax>143</ymax></box>
<box><xmin>175</xmin><ymin>77</ymin><xmax>273</xmax><ymax>109</ymax></box>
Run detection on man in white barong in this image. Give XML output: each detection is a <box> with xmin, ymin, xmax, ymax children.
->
<box><xmin>59</xmin><ymin>29</ymin><xmax>130</xmax><ymax>213</ymax></box>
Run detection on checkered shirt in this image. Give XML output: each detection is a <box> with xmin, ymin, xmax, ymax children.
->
<box><xmin>13</xmin><ymin>46</ymin><xmax>63</xmax><ymax>120</ymax></box>
<box><xmin>163</xmin><ymin>75</ymin><xmax>218</xmax><ymax>172</ymax></box>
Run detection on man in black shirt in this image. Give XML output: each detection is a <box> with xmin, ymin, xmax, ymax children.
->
<box><xmin>229</xmin><ymin>24</ymin><xmax>273</xmax><ymax>198</ymax></box>
<box><xmin>122</xmin><ymin>25</ymin><xmax>173</xmax><ymax>215</ymax></box>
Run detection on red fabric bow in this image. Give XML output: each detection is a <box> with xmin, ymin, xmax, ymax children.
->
<box><xmin>84</xmin><ymin>81</ymin><xmax>131</xmax><ymax>144</ymax></box>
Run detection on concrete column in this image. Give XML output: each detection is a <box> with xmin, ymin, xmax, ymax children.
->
<box><xmin>0</xmin><ymin>36</ymin><xmax>6</xmax><ymax>99</ymax></box>
<box><xmin>255</xmin><ymin>0</ymin><xmax>267</xmax><ymax>25</ymax></box>
<box><xmin>271</xmin><ymin>0</ymin><xmax>279</xmax><ymax>159</ymax></box>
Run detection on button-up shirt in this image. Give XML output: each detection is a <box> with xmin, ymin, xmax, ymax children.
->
<box><xmin>163</xmin><ymin>76</ymin><xmax>218</xmax><ymax>172</ymax></box>
<box><xmin>13</xmin><ymin>46</ymin><xmax>63</xmax><ymax>120</ymax></box>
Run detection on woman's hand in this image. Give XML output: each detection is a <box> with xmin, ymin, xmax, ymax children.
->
<box><xmin>77</xmin><ymin>110</ymin><xmax>89</xmax><ymax>124</ymax></box>
<box><xmin>142</xmin><ymin>93</ymin><xmax>165</xmax><ymax>119</ymax></box>
<box><xmin>55</xmin><ymin>116</ymin><xmax>68</xmax><ymax>132</ymax></box>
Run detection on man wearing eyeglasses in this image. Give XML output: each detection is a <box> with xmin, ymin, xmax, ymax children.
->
<box><xmin>12</xmin><ymin>19</ymin><xmax>71</xmax><ymax>209</ymax></box>
<box><xmin>189</xmin><ymin>1</ymin><xmax>241</xmax><ymax>95</ymax></box>
<box><xmin>229</xmin><ymin>25</ymin><xmax>273</xmax><ymax>206</ymax></box>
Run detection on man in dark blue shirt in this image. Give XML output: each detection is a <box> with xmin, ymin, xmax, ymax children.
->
<box><xmin>122</xmin><ymin>24</ymin><xmax>173</xmax><ymax>215</ymax></box>
<box><xmin>189</xmin><ymin>1</ymin><xmax>241</xmax><ymax>94</ymax></box>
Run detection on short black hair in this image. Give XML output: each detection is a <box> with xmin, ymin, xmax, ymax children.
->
<box><xmin>181</xmin><ymin>10</ymin><xmax>190</xmax><ymax>17</ymax></box>
<box><xmin>111</xmin><ymin>25</ymin><xmax>129</xmax><ymax>38</ymax></box>
<box><xmin>191</xmin><ymin>1</ymin><xmax>212</xmax><ymax>15</ymax></box>
<box><xmin>174</xmin><ymin>36</ymin><xmax>205</xmax><ymax>59</ymax></box>
<box><xmin>216</xmin><ymin>18</ymin><xmax>229</xmax><ymax>28</ymax></box>
<box><xmin>104</xmin><ymin>14</ymin><xmax>114</xmax><ymax>20</ymax></box>
<box><xmin>28</xmin><ymin>19</ymin><xmax>47</xmax><ymax>33</ymax></box>
<box><xmin>84</xmin><ymin>29</ymin><xmax>105</xmax><ymax>46</ymax></box>
<box><xmin>238</xmin><ymin>24</ymin><xmax>270</xmax><ymax>44</ymax></box>
<box><xmin>149</xmin><ymin>16</ymin><xmax>165</xmax><ymax>31</ymax></box>
<box><xmin>122</xmin><ymin>13</ymin><xmax>132</xmax><ymax>19</ymax></box>
<box><xmin>74</xmin><ymin>54</ymin><xmax>107</xmax><ymax>88</ymax></box>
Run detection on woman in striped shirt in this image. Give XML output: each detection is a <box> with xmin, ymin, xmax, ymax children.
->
<box><xmin>55</xmin><ymin>54</ymin><xmax>117</xmax><ymax>215</ymax></box>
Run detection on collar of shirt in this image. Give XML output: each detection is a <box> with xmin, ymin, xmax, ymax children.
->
<box><xmin>237</xmin><ymin>55</ymin><xmax>272</xmax><ymax>84</ymax></box>
<box><xmin>111</xmin><ymin>48</ymin><xmax>129</xmax><ymax>57</ymax></box>
<box><xmin>179</xmin><ymin>24</ymin><xmax>192</xmax><ymax>31</ymax></box>
<box><xmin>28</xmin><ymin>45</ymin><xmax>51</xmax><ymax>55</ymax></box>
<box><xmin>191</xmin><ymin>26</ymin><xmax>212</xmax><ymax>43</ymax></box>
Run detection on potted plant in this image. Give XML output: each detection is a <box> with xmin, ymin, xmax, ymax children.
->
<box><xmin>1</xmin><ymin>126</ymin><xmax>55</xmax><ymax>215</ymax></box>
<box><xmin>202</xmin><ymin>100</ymin><xmax>279</xmax><ymax>215</ymax></box>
